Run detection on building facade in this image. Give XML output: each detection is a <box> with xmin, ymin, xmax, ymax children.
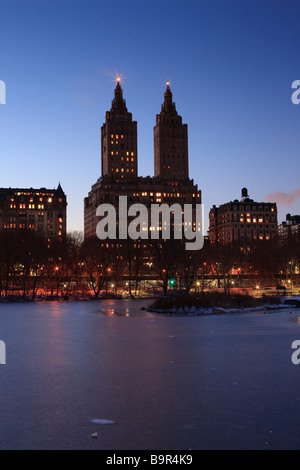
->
<box><xmin>84</xmin><ymin>80</ymin><xmax>201</xmax><ymax>239</ymax></box>
<box><xmin>0</xmin><ymin>184</ymin><xmax>67</xmax><ymax>240</ymax></box>
<box><xmin>209</xmin><ymin>188</ymin><xmax>277</xmax><ymax>248</ymax></box>
<box><xmin>278</xmin><ymin>213</ymin><xmax>300</xmax><ymax>242</ymax></box>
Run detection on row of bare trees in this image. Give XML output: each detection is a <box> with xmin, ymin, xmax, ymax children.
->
<box><xmin>0</xmin><ymin>229</ymin><xmax>299</xmax><ymax>298</ymax></box>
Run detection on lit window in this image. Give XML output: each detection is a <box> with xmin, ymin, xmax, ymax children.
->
<box><xmin>111</xmin><ymin>134</ymin><xmax>114</xmax><ymax>138</ymax></box>
<box><xmin>48</xmin><ymin>197</ymin><xmax>52</xmax><ymax>203</ymax></box>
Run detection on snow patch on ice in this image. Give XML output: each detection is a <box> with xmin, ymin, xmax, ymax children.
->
<box><xmin>90</xmin><ymin>419</ymin><xmax>116</xmax><ymax>425</ymax></box>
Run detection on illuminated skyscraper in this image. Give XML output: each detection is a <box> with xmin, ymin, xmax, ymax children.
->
<box><xmin>101</xmin><ymin>78</ymin><xmax>138</xmax><ymax>179</ymax></box>
<box><xmin>154</xmin><ymin>82</ymin><xmax>189</xmax><ymax>180</ymax></box>
<box><xmin>84</xmin><ymin>80</ymin><xmax>201</xmax><ymax>239</ymax></box>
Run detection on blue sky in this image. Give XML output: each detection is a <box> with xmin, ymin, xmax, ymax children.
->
<box><xmin>0</xmin><ymin>0</ymin><xmax>299</xmax><ymax>233</ymax></box>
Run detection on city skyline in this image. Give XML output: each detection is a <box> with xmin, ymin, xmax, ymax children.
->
<box><xmin>1</xmin><ymin>0</ymin><xmax>300</xmax><ymax>235</ymax></box>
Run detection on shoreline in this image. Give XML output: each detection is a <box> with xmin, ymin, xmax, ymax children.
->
<box><xmin>147</xmin><ymin>303</ymin><xmax>300</xmax><ymax>316</ymax></box>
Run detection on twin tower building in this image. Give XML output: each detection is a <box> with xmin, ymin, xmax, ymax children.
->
<box><xmin>84</xmin><ymin>79</ymin><xmax>201</xmax><ymax>239</ymax></box>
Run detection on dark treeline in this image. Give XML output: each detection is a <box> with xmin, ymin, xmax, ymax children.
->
<box><xmin>0</xmin><ymin>229</ymin><xmax>299</xmax><ymax>299</ymax></box>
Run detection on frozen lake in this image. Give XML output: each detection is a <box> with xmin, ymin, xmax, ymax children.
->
<box><xmin>0</xmin><ymin>299</ymin><xmax>300</xmax><ymax>450</ymax></box>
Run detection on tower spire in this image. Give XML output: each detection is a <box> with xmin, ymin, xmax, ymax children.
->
<box><xmin>111</xmin><ymin>77</ymin><xmax>127</xmax><ymax>113</ymax></box>
<box><xmin>162</xmin><ymin>81</ymin><xmax>176</xmax><ymax>114</ymax></box>
<box><xmin>114</xmin><ymin>77</ymin><xmax>123</xmax><ymax>101</ymax></box>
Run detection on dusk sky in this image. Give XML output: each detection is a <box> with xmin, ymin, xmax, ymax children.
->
<box><xmin>1</xmin><ymin>0</ymin><xmax>299</xmax><ymax>234</ymax></box>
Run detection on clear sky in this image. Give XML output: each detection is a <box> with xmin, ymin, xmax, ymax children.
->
<box><xmin>1</xmin><ymin>0</ymin><xmax>299</xmax><ymax>234</ymax></box>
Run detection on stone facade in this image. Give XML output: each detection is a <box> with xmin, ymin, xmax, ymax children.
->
<box><xmin>0</xmin><ymin>184</ymin><xmax>67</xmax><ymax>240</ymax></box>
<box><xmin>209</xmin><ymin>188</ymin><xmax>277</xmax><ymax>248</ymax></box>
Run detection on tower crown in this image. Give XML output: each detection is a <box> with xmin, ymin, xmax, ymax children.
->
<box><xmin>162</xmin><ymin>81</ymin><xmax>177</xmax><ymax>115</ymax></box>
<box><xmin>110</xmin><ymin>80</ymin><xmax>128</xmax><ymax>114</ymax></box>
